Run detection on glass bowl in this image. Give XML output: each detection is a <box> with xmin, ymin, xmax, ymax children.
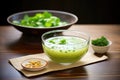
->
<box><xmin>41</xmin><ymin>30</ymin><xmax>90</xmax><ymax>64</ymax></box>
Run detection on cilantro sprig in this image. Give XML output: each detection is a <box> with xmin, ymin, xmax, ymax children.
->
<box><xmin>49</xmin><ymin>38</ymin><xmax>67</xmax><ymax>45</ymax></box>
<box><xmin>92</xmin><ymin>36</ymin><xmax>109</xmax><ymax>46</ymax></box>
<box><xmin>59</xmin><ymin>39</ymin><xmax>66</xmax><ymax>45</ymax></box>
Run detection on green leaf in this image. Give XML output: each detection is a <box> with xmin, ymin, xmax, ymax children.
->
<box><xmin>44</xmin><ymin>22</ymin><xmax>52</xmax><ymax>27</ymax></box>
<box><xmin>59</xmin><ymin>39</ymin><xmax>66</xmax><ymax>45</ymax></box>
<box><xmin>35</xmin><ymin>13</ymin><xmax>44</xmax><ymax>18</ymax></box>
<box><xmin>43</xmin><ymin>11</ymin><xmax>52</xmax><ymax>18</ymax></box>
<box><xmin>49</xmin><ymin>40</ymin><xmax>55</xmax><ymax>44</ymax></box>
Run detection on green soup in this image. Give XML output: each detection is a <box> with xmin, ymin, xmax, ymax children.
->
<box><xmin>42</xmin><ymin>36</ymin><xmax>89</xmax><ymax>63</ymax></box>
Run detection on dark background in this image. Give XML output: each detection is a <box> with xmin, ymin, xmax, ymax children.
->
<box><xmin>0</xmin><ymin>0</ymin><xmax>119</xmax><ymax>25</ymax></box>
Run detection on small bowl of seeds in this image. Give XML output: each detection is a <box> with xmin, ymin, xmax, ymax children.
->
<box><xmin>21</xmin><ymin>58</ymin><xmax>48</xmax><ymax>71</ymax></box>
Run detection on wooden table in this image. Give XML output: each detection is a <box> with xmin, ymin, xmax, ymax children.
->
<box><xmin>0</xmin><ymin>25</ymin><xmax>120</xmax><ymax>80</ymax></box>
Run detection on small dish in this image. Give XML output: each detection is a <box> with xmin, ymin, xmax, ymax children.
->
<box><xmin>91</xmin><ymin>40</ymin><xmax>112</xmax><ymax>54</ymax></box>
<box><xmin>21</xmin><ymin>58</ymin><xmax>48</xmax><ymax>71</ymax></box>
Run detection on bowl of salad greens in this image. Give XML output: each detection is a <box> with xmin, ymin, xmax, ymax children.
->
<box><xmin>91</xmin><ymin>36</ymin><xmax>112</xmax><ymax>54</ymax></box>
<box><xmin>7</xmin><ymin>10</ymin><xmax>78</xmax><ymax>35</ymax></box>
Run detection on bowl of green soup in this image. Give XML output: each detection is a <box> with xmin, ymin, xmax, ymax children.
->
<box><xmin>41</xmin><ymin>30</ymin><xmax>90</xmax><ymax>64</ymax></box>
<box><xmin>7</xmin><ymin>10</ymin><xmax>78</xmax><ymax>35</ymax></box>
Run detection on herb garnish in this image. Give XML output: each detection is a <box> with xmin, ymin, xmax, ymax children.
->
<box><xmin>92</xmin><ymin>36</ymin><xmax>109</xmax><ymax>46</ymax></box>
<box><xmin>59</xmin><ymin>39</ymin><xmax>66</xmax><ymax>45</ymax></box>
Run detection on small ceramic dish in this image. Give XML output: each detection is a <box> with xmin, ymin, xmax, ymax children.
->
<box><xmin>91</xmin><ymin>40</ymin><xmax>112</xmax><ymax>54</ymax></box>
<box><xmin>21</xmin><ymin>58</ymin><xmax>48</xmax><ymax>71</ymax></box>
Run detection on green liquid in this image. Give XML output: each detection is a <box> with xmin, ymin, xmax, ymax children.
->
<box><xmin>43</xmin><ymin>36</ymin><xmax>89</xmax><ymax>63</ymax></box>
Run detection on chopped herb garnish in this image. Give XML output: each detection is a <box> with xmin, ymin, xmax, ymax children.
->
<box><xmin>92</xmin><ymin>36</ymin><xmax>109</xmax><ymax>46</ymax></box>
<box><xmin>49</xmin><ymin>40</ymin><xmax>55</xmax><ymax>44</ymax></box>
<box><xmin>59</xmin><ymin>39</ymin><xmax>66</xmax><ymax>45</ymax></box>
<box><xmin>59</xmin><ymin>50</ymin><xmax>62</xmax><ymax>52</ymax></box>
<box><xmin>65</xmin><ymin>51</ymin><xmax>67</xmax><ymax>53</ymax></box>
<box><xmin>51</xmin><ymin>46</ymin><xmax>54</xmax><ymax>49</ymax></box>
<box><xmin>73</xmin><ymin>50</ymin><xmax>75</xmax><ymax>52</ymax></box>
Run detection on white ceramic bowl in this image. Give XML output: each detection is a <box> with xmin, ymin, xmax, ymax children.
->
<box><xmin>21</xmin><ymin>58</ymin><xmax>48</xmax><ymax>71</ymax></box>
<box><xmin>91</xmin><ymin>40</ymin><xmax>112</xmax><ymax>54</ymax></box>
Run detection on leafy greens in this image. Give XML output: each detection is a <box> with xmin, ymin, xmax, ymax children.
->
<box><xmin>92</xmin><ymin>36</ymin><xmax>109</xmax><ymax>46</ymax></box>
<box><xmin>13</xmin><ymin>11</ymin><xmax>67</xmax><ymax>28</ymax></box>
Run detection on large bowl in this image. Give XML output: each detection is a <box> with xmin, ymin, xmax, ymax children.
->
<box><xmin>7</xmin><ymin>10</ymin><xmax>78</xmax><ymax>36</ymax></box>
<box><xmin>41</xmin><ymin>30</ymin><xmax>90</xmax><ymax>64</ymax></box>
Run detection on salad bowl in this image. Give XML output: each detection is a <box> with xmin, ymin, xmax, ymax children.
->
<box><xmin>7</xmin><ymin>10</ymin><xmax>78</xmax><ymax>36</ymax></box>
